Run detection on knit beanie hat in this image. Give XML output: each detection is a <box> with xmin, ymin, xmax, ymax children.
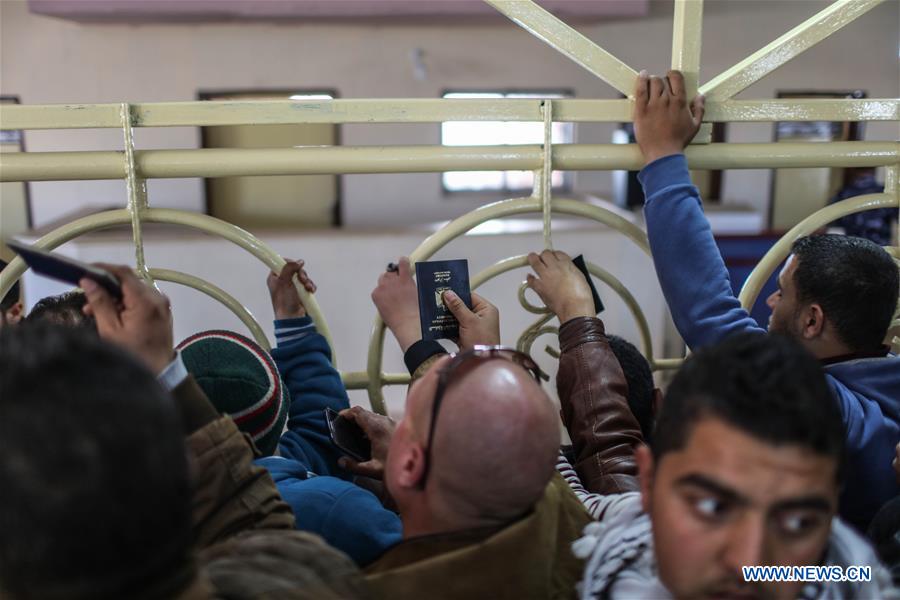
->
<box><xmin>177</xmin><ymin>330</ymin><xmax>289</xmax><ymax>456</ymax></box>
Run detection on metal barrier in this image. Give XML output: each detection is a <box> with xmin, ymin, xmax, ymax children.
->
<box><xmin>0</xmin><ymin>0</ymin><xmax>897</xmax><ymax>414</ymax></box>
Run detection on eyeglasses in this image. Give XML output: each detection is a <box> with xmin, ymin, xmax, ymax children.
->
<box><xmin>419</xmin><ymin>345</ymin><xmax>548</xmax><ymax>488</ymax></box>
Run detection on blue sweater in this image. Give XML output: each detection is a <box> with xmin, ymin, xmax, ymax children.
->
<box><xmin>640</xmin><ymin>154</ymin><xmax>900</xmax><ymax>529</ymax></box>
<box><xmin>254</xmin><ymin>317</ymin><xmax>402</xmax><ymax>565</ymax></box>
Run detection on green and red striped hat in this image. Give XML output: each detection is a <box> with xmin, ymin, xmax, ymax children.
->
<box><xmin>176</xmin><ymin>330</ymin><xmax>289</xmax><ymax>456</ymax></box>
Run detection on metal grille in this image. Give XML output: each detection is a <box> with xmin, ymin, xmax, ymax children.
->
<box><xmin>1</xmin><ymin>0</ymin><xmax>897</xmax><ymax>414</ymax></box>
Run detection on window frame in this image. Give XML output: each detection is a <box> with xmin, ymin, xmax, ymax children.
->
<box><xmin>439</xmin><ymin>88</ymin><xmax>576</xmax><ymax>197</ymax></box>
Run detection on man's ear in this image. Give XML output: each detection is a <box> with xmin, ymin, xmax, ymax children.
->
<box><xmin>635</xmin><ymin>445</ymin><xmax>655</xmax><ymax>515</ymax></box>
<box><xmin>799</xmin><ymin>303</ymin><xmax>826</xmax><ymax>340</ymax></box>
<box><xmin>394</xmin><ymin>443</ymin><xmax>427</xmax><ymax>490</ymax></box>
<box><xmin>4</xmin><ymin>300</ymin><xmax>24</xmax><ymax>325</ymax></box>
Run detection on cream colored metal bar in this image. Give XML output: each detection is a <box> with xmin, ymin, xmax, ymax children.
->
<box><xmin>365</xmin><ymin>316</ymin><xmax>390</xmax><ymax>415</ymax></box>
<box><xmin>886</xmin><ymin>166</ymin><xmax>899</xmax><ymax>225</ymax></box>
<box><xmin>700</xmin><ymin>0</ymin><xmax>884</xmax><ymax>101</ymax></box>
<box><xmin>149</xmin><ymin>268</ymin><xmax>270</xmax><ymax>351</ymax></box>
<box><xmin>517</xmin><ymin>280</ymin><xmax>551</xmax><ymax>315</ymax></box>
<box><xmin>651</xmin><ymin>358</ymin><xmax>684</xmax><ymax>371</ymax></box>
<box><xmin>3</xmin><ymin>99</ymin><xmax>897</xmax><ymax>130</ymax></box>
<box><xmin>484</xmin><ymin>0</ymin><xmax>637</xmax><ymax>95</ymax></box>
<box><xmin>121</xmin><ymin>103</ymin><xmax>151</xmax><ymax>282</ymax></box>
<box><xmin>710</xmin><ymin>99</ymin><xmax>898</xmax><ymax>123</ymax></box>
<box><xmin>416</xmin><ymin>198</ymin><xmax>650</xmax><ymax>263</ymax></box>
<box><xmin>0</xmin><ymin>208</ymin><xmax>335</xmax><ymax>361</ymax></box>
<box><xmin>738</xmin><ymin>193</ymin><xmax>898</xmax><ymax>310</ymax></box>
<box><xmin>342</xmin><ymin>371</ymin><xmax>411</xmax><ymax>391</ymax></box>
<box><xmin>541</xmin><ymin>100</ymin><xmax>553</xmax><ymax>250</ymax></box>
<box><xmin>886</xmin><ymin>165</ymin><xmax>899</xmax><ymax>196</ymax></box>
<box><xmin>671</xmin><ymin>0</ymin><xmax>711</xmax><ymax>144</ymax></box>
<box><xmin>0</xmin><ymin>253</ymin><xmax>272</xmax><ymax>354</ymax></box>
<box><xmin>517</xmin><ymin>314</ymin><xmax>556</xmax><ymax>355</ymax></box>
<box><xmin>4</xmin><ymin>142</ymin><xmax>897</xmax><ymax>182</ymax></box>
<box><xmin>671</xmin><ymin>0</ymin><xmax>703</xmax><ymax>99</ymax></box>
<box><xmin>2</xmin><ymin>99</ymin><xmax>613</xmax><ymax>128</ymax></box>
<box><xmin>880</xmin><ymin>167</ymin><xmax>899</xmax><ymax>352</ymax></box>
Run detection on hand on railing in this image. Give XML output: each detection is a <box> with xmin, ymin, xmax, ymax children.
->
<box><xmin>633</xmin><ymin>69</ymin><xmax>705</xmax><ymax>166</ymax></box>
<box><xmin>526</xmin><ymin>250</ymin><xmax>595</xmax><ymax>326</ymax></box>
<box><xmin>442</xmin><ymin>290</ymin><xmax>501</xmax><ymax>352</ymax></box>
<box><xmin>80</xmin><ymin>264</ymin><xmax>175</xmax><ymax>375</ymax></box>
<box><xmin>372</xmin><ymin>256</ymin><xmax>422</xmax><ymax>353</ymax></box>
<box><xmin>267</xmin><ymin>259</ymin><xmax>316</xmax><ymax>320</ymax></box>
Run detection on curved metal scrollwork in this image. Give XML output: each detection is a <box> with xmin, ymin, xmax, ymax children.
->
<box><xmin>0</xmin><ymin>208</ymin><xmax>334</xmax><ymax>360</ymax></box>
<box><xmin>364</xmin><ymin>196</ymin><xmax>657</xmax><ymax>414</ymax></box>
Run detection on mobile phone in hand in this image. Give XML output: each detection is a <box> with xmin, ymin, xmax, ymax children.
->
<box><xmin>7</xmin><ymin>240</ymin><xmax>123</xmax><ymax>301</ymax></box>
<box><xmin>325</xmin><ymin>407</ymin><xmax>372</xmax><ymax>462</ymax></box>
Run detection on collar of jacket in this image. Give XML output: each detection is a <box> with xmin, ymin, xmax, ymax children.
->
<box><xmin>364</xmin><ymin>472</ymin><xmax>592</xmax><ymax>600</ymax></box>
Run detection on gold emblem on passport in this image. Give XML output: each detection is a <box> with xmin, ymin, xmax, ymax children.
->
<box><xmin>435</xmin><ymin>287</ymin><xmax>451</xmax><ymax>309</ymax></box>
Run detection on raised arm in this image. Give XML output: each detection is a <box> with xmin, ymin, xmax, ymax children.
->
<box><xmin>266</xmin><ymin>260</ymin><xmax>352</xmax><ymax>478</ymax></box>
<box><xmin>527</xmin><ymin>250</ymin><xmax>643</xmax><ymax>494</ymax></box>
<box><xmin>372</xmin><ymin>255</ymin><xmax>500</xmax><ymax>380</ymax></box>
<box><xmin>634</xmin><ymin>70</ymin><xmax>764</xmax><ymax>350</ymax></box>
<box><xmin>81</xmin><ymin>265</ymin><xmax>294</xmax><ymax>547</ymax></box>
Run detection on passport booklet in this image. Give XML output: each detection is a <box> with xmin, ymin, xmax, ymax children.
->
<box><xmin>415</xmin><ymin>259</ymin><xmax>472</xmax><ymax>341</ymax></box>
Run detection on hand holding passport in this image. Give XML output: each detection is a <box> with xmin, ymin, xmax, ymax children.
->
<box><xmin>525</xmin><ymin>250</ymin><xmax>604</xmax><ymax>324</ymax></box>
<box><xmin>416</xmin><ymin>259</ymin><xmax>473</xmax><ymax>341</ymax></box>
<box><xmin>414</xmin><ymin>253</ymin><xmax>602</xmax><ymax>343</ymax></box>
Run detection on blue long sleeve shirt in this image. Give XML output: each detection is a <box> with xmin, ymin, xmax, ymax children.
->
<box><xmin>254</xmin><ymin>317</ymin><xmax>402</xmax><ymax>565</ymax></box>
<box><xmin>640</xmin><ymin>154</ymin><xmax>900</xmax><ymax>529</ymax></box>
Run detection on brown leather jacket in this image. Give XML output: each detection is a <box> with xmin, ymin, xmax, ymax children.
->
<box><xmin>557</xmin><ymin>317</ymin><xmax>645</xmax><ymax>494</ymax></box>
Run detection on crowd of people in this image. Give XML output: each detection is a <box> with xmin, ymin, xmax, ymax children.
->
<box><xmin>1</xmin><ymin>70</ymin><xmax>898</xmax><ymax>599</ymax></box>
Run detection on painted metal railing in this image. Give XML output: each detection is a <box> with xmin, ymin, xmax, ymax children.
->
<box><xmin>0</xmin><ymin>0</ymin><xmax>897</xmax><ymax>414</ymax></box>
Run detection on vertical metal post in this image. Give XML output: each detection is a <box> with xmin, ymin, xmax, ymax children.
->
<box><xmin>886</xmin><ymin>165</ymin><xmax>900</xmax><ymax>352</ymax></box>
<box><xmin>121</xmin><ymin>103</ymin><xmax>152</xmax><ymax>282</ymax></box>
<box><xmin>541</xmin><ymin>99</ymin><xmax>554</xmax><ymax>250</ymax></box>
<box><xmin>885</xmin><ymin>164</ymin><xmax>899</xmax><ymax>204</ymax></box>
<box><xmin>672</xmin><ymin>0</ymin><xmax>710</xmax><ymax>143</ymax></box>
<box><xmin>671</xmin><ymin>0</ymin><xmax>703</xmax><ymax>96</ymax></box>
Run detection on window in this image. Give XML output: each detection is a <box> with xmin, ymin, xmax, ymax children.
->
<box><xmin>441</xmin><ymin>91</ymin><xmax>574</xmax><ymax>193</ymax></box>
<box><xmin>199</xmin><ymin>89</ymin><xmax>339</xmax><ymax>228</ymax></box>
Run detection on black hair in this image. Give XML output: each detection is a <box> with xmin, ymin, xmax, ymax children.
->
<box><xmin>791</xmin><ymin>234</ymin><xmax>899</xmax><ymax>351</ymax></box>
<box><xmin>0</xmin><ymin>323</ymin><xmax>193</xmax><ymax>599</ymax></box>
<box><xmin>25</xmin><ymin>290</ymin><xmax>97</xmax><ymax>331</ymax></box>
<box><xmin>652</xmin><ymin>333</ymin><xmax>845</xmax><ymax>482</ymax></box>
<box><xmin>607</xmin><ymin>335</ymin><xmax>656</xmax><ymax>444</ymax></box>
<box><xmin>0</xmin><ymin>259</ymin><xmax>21</xmax><ymax>313</ymax></box>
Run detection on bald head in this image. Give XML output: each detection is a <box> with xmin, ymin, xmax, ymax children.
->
<box><xmin>423</xmin><ymin>358</ymin><xmax>560</xmax><ymax>523</ymax></box>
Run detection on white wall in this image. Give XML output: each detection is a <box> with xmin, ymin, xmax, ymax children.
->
<box><xmin>1</xmin><ymin>0</ymin><xmax>897</xmax><ymax>228</ymax></box>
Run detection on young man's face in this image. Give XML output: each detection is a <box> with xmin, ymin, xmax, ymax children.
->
<box><xmin>766</xmin><ymin>256</ymin><xmax>801</xmax><ymax>338</ymax></box>
<box><xmin>639</xmin><ymin>417</ymin><xmax>838</xmax><ymax>600</ymax></box>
